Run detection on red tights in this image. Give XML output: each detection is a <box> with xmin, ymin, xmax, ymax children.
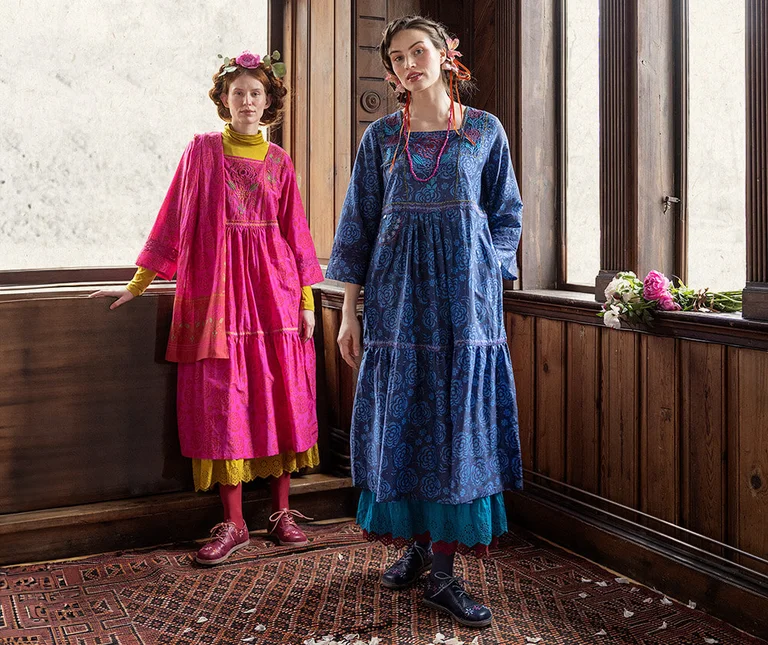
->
<box><xmin>218</xmin><ymin>473</ymin><xmax>291</xmax><ymax>528</ymax></box>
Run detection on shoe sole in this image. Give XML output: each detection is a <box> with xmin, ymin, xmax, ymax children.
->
<box><xmin>380</xmin><ymin>563</ymin><xmax>432</xmax><ymax>590</ymax></box>
<box><xmin>275</xmin><ymin>538</ymin><xmax>309</xmax><ymax>546</ymax></box>
<box><xmin>422</xmin><ymin>597</ymin><xmax>493</xmax><ymax>628</ymax></box>
<box><xmin>195</xmin><ymin>539</ymin><xmax>250</xmax><ymax>565</ymax></box>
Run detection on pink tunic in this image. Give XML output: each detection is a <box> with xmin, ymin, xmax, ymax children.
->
<box><xmin>140</xmin><ymin>135</ymin><xmax>323</xmax><ymax>460</ymax></box>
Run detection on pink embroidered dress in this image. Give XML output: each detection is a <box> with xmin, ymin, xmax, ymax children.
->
<box><xmin>137</xmin><ymin>128</ymin><xmax>324</xmax><ymax>490</ymax></box>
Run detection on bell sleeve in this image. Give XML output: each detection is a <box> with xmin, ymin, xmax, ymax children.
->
<box><xmin>277</xmin><ymin>156</ymin><xmax>324</xmax><ymax>286</ymax></box>
<box><xmin>136</xmin><ymin>140</ymin><xmax>198</xmax><ymax>280</ymax></box>
<box><xmin>481</xmin><ymin>117</ymin><xmax>523</xmax><ymax>281</ymax></box>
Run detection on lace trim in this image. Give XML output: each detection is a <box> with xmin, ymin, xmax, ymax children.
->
<box><xmin>192</xmin><ymin>444</ymin><xmax>320</xmax><ymax>491</ymax></box>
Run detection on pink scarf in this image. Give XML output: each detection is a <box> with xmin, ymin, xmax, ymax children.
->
<box><xmin>137</xmin><ymin>133</ymin><xmax>228</xmax><ymax>362</ymax></box>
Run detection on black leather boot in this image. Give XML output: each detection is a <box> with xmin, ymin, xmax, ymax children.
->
<box><xmin>380</xmin><ymin>543</ymin><xmax>433</xmax><ymax>590</ymax></box>
<box><xmin>422</xmin><ymin>572</ymin><xmax>492</xmax><ymax>627</ymax></box>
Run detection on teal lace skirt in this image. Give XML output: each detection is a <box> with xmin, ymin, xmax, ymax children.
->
<box><xmin>356</xmin><ymin>489</ymin><xmax>508</xmax><ymax>549</ymax></box>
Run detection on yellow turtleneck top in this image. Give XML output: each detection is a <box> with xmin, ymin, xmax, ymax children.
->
<box><xmin>126</xmin><ymin>125</ymin><xmax>315</xmax><ymax>311</ymax></box>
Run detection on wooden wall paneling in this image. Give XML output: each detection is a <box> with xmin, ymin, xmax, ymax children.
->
<box><xmin>355</xmin><ymin>1</ymin><xmax>388</xmax><ymax>148</ymax></box>
<box><xmin>290</xmin><ymin>0</ymin><xmax>310</xmax><ymax>203</ymax></box>
<box><xmin>322</xmin><ymin>306</ymin><xmax>342</xmax><ymax>433</ymax></box>
<box><xmin>728</xmin><ymin>347</ymin><xmax>768</xmax><ymax>574</ymax></box>
<box><xmin>566</xmin><ymin>323</ymin><xmax>601</xmax><ymax>494</ymax></box>
<box><xmin>534</xmin><ymin>317</ymin><xmax>566</xmax><ymax>481</ymax></box>
<box><xmin>519</xmin><ymin>0</ymin><xmax>557</xmax><ymax>290</ymax></box>
<box><xmin>600</xmin><ymin>329</ymin><xmax>640</xmax><ymax>507</ymax></box>
<box><xmin>311</xmin><ymin>290</ymin><xmax>330</xmax><ymax>471</ymax></box>
<box><xmin>505</xmin><ymin>312</ymin><xmax>535</xmax><ymax>472</ymax></box>
<box><xmin>335</xmin><ymin>0</ymin><xmax>353</xmax><ymax>256</ymax></box>
<box><xmin>639</xmin><ymin>335</ymin><xmax>679</xmax><ymax>524</ymax></box>
<box><xmin>727</xmin><ymin>345</ymin><xmax>740</xmax><ymax>567</ymax></box>
<box><xmin>470</xmin><ymin>0</ymin><xmax>497</xmax><ymax>114</ymax></box>
<box><xmin>387</xmin><ymin>0</ymin><xmax>419</xmax><ymax>21</ymax></box>
<box><xmin>270</xmin><ymin>0</ymin><xmax>289</xmax><ymax>149</ymax></box>
<box><xmin>419</xmin><ymin>1</ymin><xmax>474</xmax><ymax>71</ymax></box>
<box><xmin>0</xmin><ymin>296</ymin><xmax>185</xmax><ymax>514</ymax></box>
<box><xmin>680</xmin><ymin>340</ymin><xmax>727</xmax><ymax>553</ymax></box>
<box><xmin>309</xmin><ymin>0</ymin><xmax>337</xmax><ymax>260</ymax></box>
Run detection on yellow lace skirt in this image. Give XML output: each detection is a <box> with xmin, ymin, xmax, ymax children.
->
<box><xmin>192</xmin><ymin>444</ymin><xmax>320</xmax><ymax>491</ymax></box>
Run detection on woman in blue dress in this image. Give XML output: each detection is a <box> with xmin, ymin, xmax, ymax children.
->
<box><xmin>326</xmin><ymin>15</ymin><xmax>523</xmax><ymax>628</ymax></box>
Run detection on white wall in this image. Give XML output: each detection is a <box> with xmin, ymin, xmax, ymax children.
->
<box><xmin>687</xmin><ymin>0</ymin><xmax>746</xmax><ymax>291</ymax></box>
<box><xmin>565</xmin><ymin>0</ymin><xmax>601</xmax><ymax>287</ymax></box>
<box><xmin>0</xmin><ymin>1</ymin><xmax>268</xmax><ymax>270</ymax></box>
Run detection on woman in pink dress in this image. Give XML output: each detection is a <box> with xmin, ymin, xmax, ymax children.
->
<box><xmin>92</xmin><ymin>50</ymin><xmax>324</xmax><ymax>564</ymax></box>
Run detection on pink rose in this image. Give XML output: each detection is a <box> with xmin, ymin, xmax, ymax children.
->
<box><xmin>643</xmin><ymin>270</ymin><xmax>671</xmax><ymax>301</ymax></box>
<box><xmin>657</xmin><ymin>294</ymin><xmax>681</xmax><ymax>311</ymax></box>
<box><xmin>235</xmin><ymin>51</ymin><xmax>261</xmax><ymax>68</ymax></box>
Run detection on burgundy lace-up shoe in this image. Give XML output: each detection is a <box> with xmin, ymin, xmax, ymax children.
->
<box><xmin>195</xmin><ymin>521</ymin><xmax>250</xmax><ymax>565</ymax></box>
<box><xmin>423</xmin><ymin>572</ymin><xmax>493</xmax><ymax>627</ymax></box>
<box><xmin>381</xmin><ymin>543</ymin><xmax>433</xmax><ymax>590</ymax></box>
<box><xmin>267</xmin><ymin>508</ymin><xmax>312</xmax><ymax>546</ymax></box>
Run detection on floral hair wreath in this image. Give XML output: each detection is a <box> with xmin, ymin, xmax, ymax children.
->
<box><xmin>217</xmin><ymin>50</ymin><xmax>286</xmax><ymax>78</ymax></box>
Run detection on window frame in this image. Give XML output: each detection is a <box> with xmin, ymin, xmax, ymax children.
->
<box><xmin>0</xmin><ymin>0</ymin><xmax>281</xmax><ymax>288</ymax></box>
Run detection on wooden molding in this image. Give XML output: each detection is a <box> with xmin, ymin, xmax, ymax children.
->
<box><xmin>594</xmin><ymin>268</ymin><xmax>615</xmax><ymax>302</ymax></box>
<box><xmin>597</xmin><ymin>0</ymin><xmax>637</xmax><ymax>288</ymax></box>
<box><xmin>743</xmin><ymin>282</ymin><xmax>768</xmax><ymax>321</ymax></box>
<box><xmin>0</xmin><ymin>475</ymin><xmax>356</xmax><ymax>566</ymax></box>
<box><xmin>745</xmin><ymin>2</ymin><xmax>768</xmax><ymax>321</ymax></box>
<box><xmin>499</xmin><ymin>288</ymin><xmax>768</xmax><ymax>351</ymax></box>
<box><xmin>519</xmin><ymin>0</ymin><xmax>558</xmax><ymax>290</ymax></box>
<box><xmin>0</xmin><ymin>267</ymin><xmax>139</xmax><ymax>287</ymax></box>
<box><xmin>747</xmin><ymin>1</ymin><xmax>768</xmax><ymax>285</ymax></box>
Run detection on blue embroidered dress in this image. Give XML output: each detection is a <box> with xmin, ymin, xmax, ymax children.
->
<box><xmin>326</xmin><ymin>107</ymin><xmax>523</xmax><ymax>551</ymax></box>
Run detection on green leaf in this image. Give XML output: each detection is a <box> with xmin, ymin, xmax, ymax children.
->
<box><xmin>272</xmin><ymin>62</ymin><xmax>287</xmax><ymax>77</ymax></box>
<box><xmin>263</xmin><ymin>54</ymin><xmax>272</xmax><ymax>65</ymax></box>
<box><xmin>272</xmin><ymin>50</ymin><xmax>281</xmax><ymax>61</ymax></box>
<box><xmin>217</xmin><ymin>53</ymin><xmax>223</xmax><ymax>58</ymax></box>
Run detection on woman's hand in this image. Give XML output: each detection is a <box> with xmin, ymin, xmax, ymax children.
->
<box><xmin>89</xmin><ymin>287</ymin><xmax>135</xmax><ymax>310</ymax></box>
<box><xmin>338</xmin><ymin>312</ymin><xmax>362</xmax><ymax>369</ymax></box>
<box><xmin>299</xmin><ymin>309</ymin><xmax>315</xmax><ymax>342</ymax></box>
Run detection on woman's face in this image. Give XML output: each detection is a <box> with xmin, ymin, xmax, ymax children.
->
<box><xmin>388</xmin><ymin>28</ymin><xmax>446</xmax><ymax>95</ymax></box>
<box><xmin>221</xmin><ymin>74</ymin><xmax>271</xmax><ymax>133</ymax></box>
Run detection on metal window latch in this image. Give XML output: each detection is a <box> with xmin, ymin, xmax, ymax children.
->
<box><xmin>662</xmin><ymin>196</ymin><xmax>681</xmax><ymax>213</ymax></box>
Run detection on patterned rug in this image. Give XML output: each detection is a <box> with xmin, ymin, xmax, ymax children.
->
<box><xmin>0</xmin><ymin>521</ymin><xmax>763</xmax><ymax>645</ymax></box>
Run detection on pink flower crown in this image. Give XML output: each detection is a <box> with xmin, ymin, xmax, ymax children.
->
<box><xmin>217</xmin><ymin>50</ymin><xmax>286</xmax><ymax>78</ymax></box>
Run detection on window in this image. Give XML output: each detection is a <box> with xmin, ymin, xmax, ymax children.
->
<box><xmin>685</xmin><ymin>0</ymin><xmax>746</xmax><ymax>291</ymax></box>
<box><xmin>562</xmin><ymin>0</ymin><xmax>601</xmax><ymax>288</ymax></box>
<box><xmin>0</xmin><ymin>1</ymin><xmax>268</xmax><ymax>272</ymax></box>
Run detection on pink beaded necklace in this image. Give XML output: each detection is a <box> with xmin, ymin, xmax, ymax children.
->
<box><xmin>402</xmin><ymin>102</ymin><xmax>454</xmax><ymax>183</ymax></box>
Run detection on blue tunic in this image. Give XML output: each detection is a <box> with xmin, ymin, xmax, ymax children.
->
<box><xmin>326</xmin><ymin>108</ymin><xmax>523</xmax><ymax>546</ymax></box>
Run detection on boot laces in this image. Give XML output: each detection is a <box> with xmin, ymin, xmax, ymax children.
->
<box><xmin>431</xmin><ymin>571</ymin><xmax>472</xmax><ymax>599</ymax></box>
<box><xmin>268</xmin><ymin>508</ymin><xmax>313</xmax><ymax>530</ymax></box>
